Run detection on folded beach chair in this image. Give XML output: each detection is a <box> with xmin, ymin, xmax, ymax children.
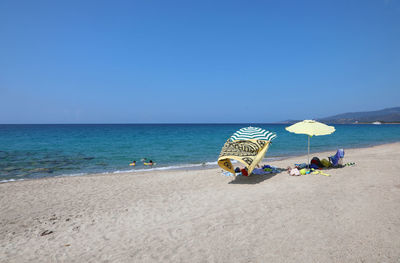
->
<box><xmin>329</xmin><ymin>149</ymin><xmax>344</xmax><ymax>167</ymax></box>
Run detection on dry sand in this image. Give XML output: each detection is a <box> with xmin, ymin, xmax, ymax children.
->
<box><xmin>1</xmin><ymin>143</ymin><xmax>400</xmax><ymax>262</ymax></box>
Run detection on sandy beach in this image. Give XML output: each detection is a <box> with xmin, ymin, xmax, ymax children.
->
<box><xmin>1</xmin><ymin>143</ymin><xmax>400</xmax><ymax>262</ymax></box>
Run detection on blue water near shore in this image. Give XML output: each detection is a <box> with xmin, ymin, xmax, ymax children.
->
<box><xmin>1</xmin><ymin>124</ymin><xmax>400</xmax><ymax>182</ymax></box>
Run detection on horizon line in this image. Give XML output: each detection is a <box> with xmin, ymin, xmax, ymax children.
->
<box><xmin>0</xmin><ymin>122</ymin><xmax>289</xmax><ymax>125</ymax></box>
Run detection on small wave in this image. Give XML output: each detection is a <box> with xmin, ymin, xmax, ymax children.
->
<box><xmin>264</xmin><ymin>156</ymin><xmax>287</xmax><ymax>162</ymax></box>
<box><xmin>58</xmin><ymin>172</ymin><xmax>88</xmax><ymax>177</ymax></box>
<box><xmin>0</xmin><ymin>178</ymin><xmax>25</xmax><ymax>184</ymax></box>
<box><xmin>204</xmin><ymin>161</ymin><xmax>219</xmax><ymax>165</ymax></box>
<box><xmin>109</xmin><ymin>161</ymin><xmax>220</xmax><ymax>174</ymax></box>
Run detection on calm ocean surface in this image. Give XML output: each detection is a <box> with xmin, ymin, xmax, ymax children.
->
<box><xmin>1</xmin><ymin>124</ymin><xmax>400</xmax><ymax>182</ymax></box>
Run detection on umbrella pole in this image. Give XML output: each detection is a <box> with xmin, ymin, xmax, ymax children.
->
<box><xmin>307</xmin><ymin>135</ymin><xmax>310</xmax><ymax>167</ymax></box>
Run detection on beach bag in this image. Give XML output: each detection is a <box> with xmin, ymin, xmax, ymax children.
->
<box><xmin>311</xmin><ymin>157</ymin><xmax>324</xmax><ymax>168</ymax></box>
<box><xmin>321</xmin><ymin>158</ymin><xmax>331</xmax><ymax>168</ymax></box>
<box><xmin>241</xmin><ymin>168</ymin><xmax>249</xmax><ymax>176</ymax></box>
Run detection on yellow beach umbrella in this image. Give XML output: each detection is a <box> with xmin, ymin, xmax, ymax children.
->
<box><xmin>285</xmin><ymin>120</ymin><xmax>335</xmax><ymax>165</ymax></box>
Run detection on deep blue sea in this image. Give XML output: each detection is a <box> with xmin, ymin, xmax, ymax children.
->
<box><xmin>1</xmin><ymin>124</ymin><xmax>400</xmax><ymax>182</ymax></box>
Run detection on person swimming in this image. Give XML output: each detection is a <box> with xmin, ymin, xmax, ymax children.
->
<box><xmin>143</xmin><ymin>160</ymin><xmax>155</xmax><ymax>166</ymax></box>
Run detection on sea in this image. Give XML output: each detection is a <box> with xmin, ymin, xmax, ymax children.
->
<box><xmin>1</xmin><ymin>124</ymin><xmax>400</xmax><ymax>182</ymax></box>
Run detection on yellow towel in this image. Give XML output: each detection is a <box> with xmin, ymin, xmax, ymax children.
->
<box><xmin>311</xmin><ymin>170</ymin><xmax>330</xmax><ymax>177</ymax></box>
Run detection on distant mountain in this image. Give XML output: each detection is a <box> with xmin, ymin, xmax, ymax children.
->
<box><xmin>318</xmin><ymin>107</ymin><xmax>400</xmax><ymax>124</ymax></box>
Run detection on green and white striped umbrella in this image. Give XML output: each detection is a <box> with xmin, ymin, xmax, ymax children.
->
<box><xmin>230</xmin><ymin>127</ymin><xmax>277</xmax><ymax>141</ymax></box>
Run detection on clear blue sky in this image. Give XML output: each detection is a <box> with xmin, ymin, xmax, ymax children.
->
<box><xmin>1</xmin><ymin>0</ymin><xmax>399</xmax><ymax>123</ymax></box>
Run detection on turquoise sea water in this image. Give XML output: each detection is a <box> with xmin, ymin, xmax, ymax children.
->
<box><xmin>1</xmin><ymin>124</ymin><xmax>400</xmax><ymax>182</ymax></box>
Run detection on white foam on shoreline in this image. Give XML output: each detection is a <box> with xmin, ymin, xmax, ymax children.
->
<box><xmin>0</xmin><ymin>157</ymin><xmax>307</xmax><ymax>183</ymax></box>
<box><xmin>0</xmin><ymin>178</ymin><xmax>25</xmax><ymax>184</ymax></box>
<box><xmin>60</xmin><ymin>172</ymin><xmax>88</xmax><ymax>177</ymax></box>
<box><xmin>0</xmin><ymin>163</ymin><xmax>222</xmax><ymax>183</ymax></box>
<box><xmin>110</xmin><ymin>161</ymin><xmax>220</xmax><ymax>174</ymax></box>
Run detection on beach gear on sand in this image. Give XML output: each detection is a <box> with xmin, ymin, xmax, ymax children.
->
<box><xmin>311</xmin><ymin>157</ymin><xmax>324</xmax><ymax>168</ymax></box>
<box><xmin>295</xmin><ymin>163</ymin><xmax>308</xmax><ymax>169</ymax></box>
<box><xmin>252</xmin><ymin>168</ymin><xmax>266</xmax><ymax>175</ymax></box>
<box><xmin>285</xmin><ymin>120</ymin><xmax>335</xmax><ymax>165</ymax></box>
<box><xmin>252</xmin><ymin>167</ymin><xmax>281</xmax><ymax>175</ymax></box>
<box><xmin>311</xmin><ymin>169</ymin><xmax>330</xmax><ymax>176</ymax></box>
<box><xmin>289</xmin><ymin>168</ymin><xmax>300</xmax><ymax>176</ymax></box>
<box><xmin>329</xmin><ymin>149</ymin><xmax>345</xmax><ymax>167</ymax></box>
<box><xmin>321</xmin><ymin>158</ymin><xmax>331</xmax><ymax>168</ymax></box>
<box><xmin>218</xmin><ymin>127</ymin><xmax>277</xmax><ymax>176</ymax></box>
<box><xmin>222</xmin><ymin>171</ymin><xmax>237</xmax><ymax>176</ymax></box>
<box><xmin>261</xmin><ymin>165</ymin><xmax>282</xmax><ymax>173</ymax></box>
<box><xmin>291</xmin><ymin>167</ymin><xmax>330</xmax><ymax>176</ymax></box>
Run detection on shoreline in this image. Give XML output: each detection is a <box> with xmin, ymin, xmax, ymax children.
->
<box><xmin>2</xmin><ymin>140</ymin><xmax>399</xmax><ymax>185</ymax></box>
<box><xmin>1</xmin><ymin>142</ymin><xmax>400</xmax><ymax>262</ymax></box>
